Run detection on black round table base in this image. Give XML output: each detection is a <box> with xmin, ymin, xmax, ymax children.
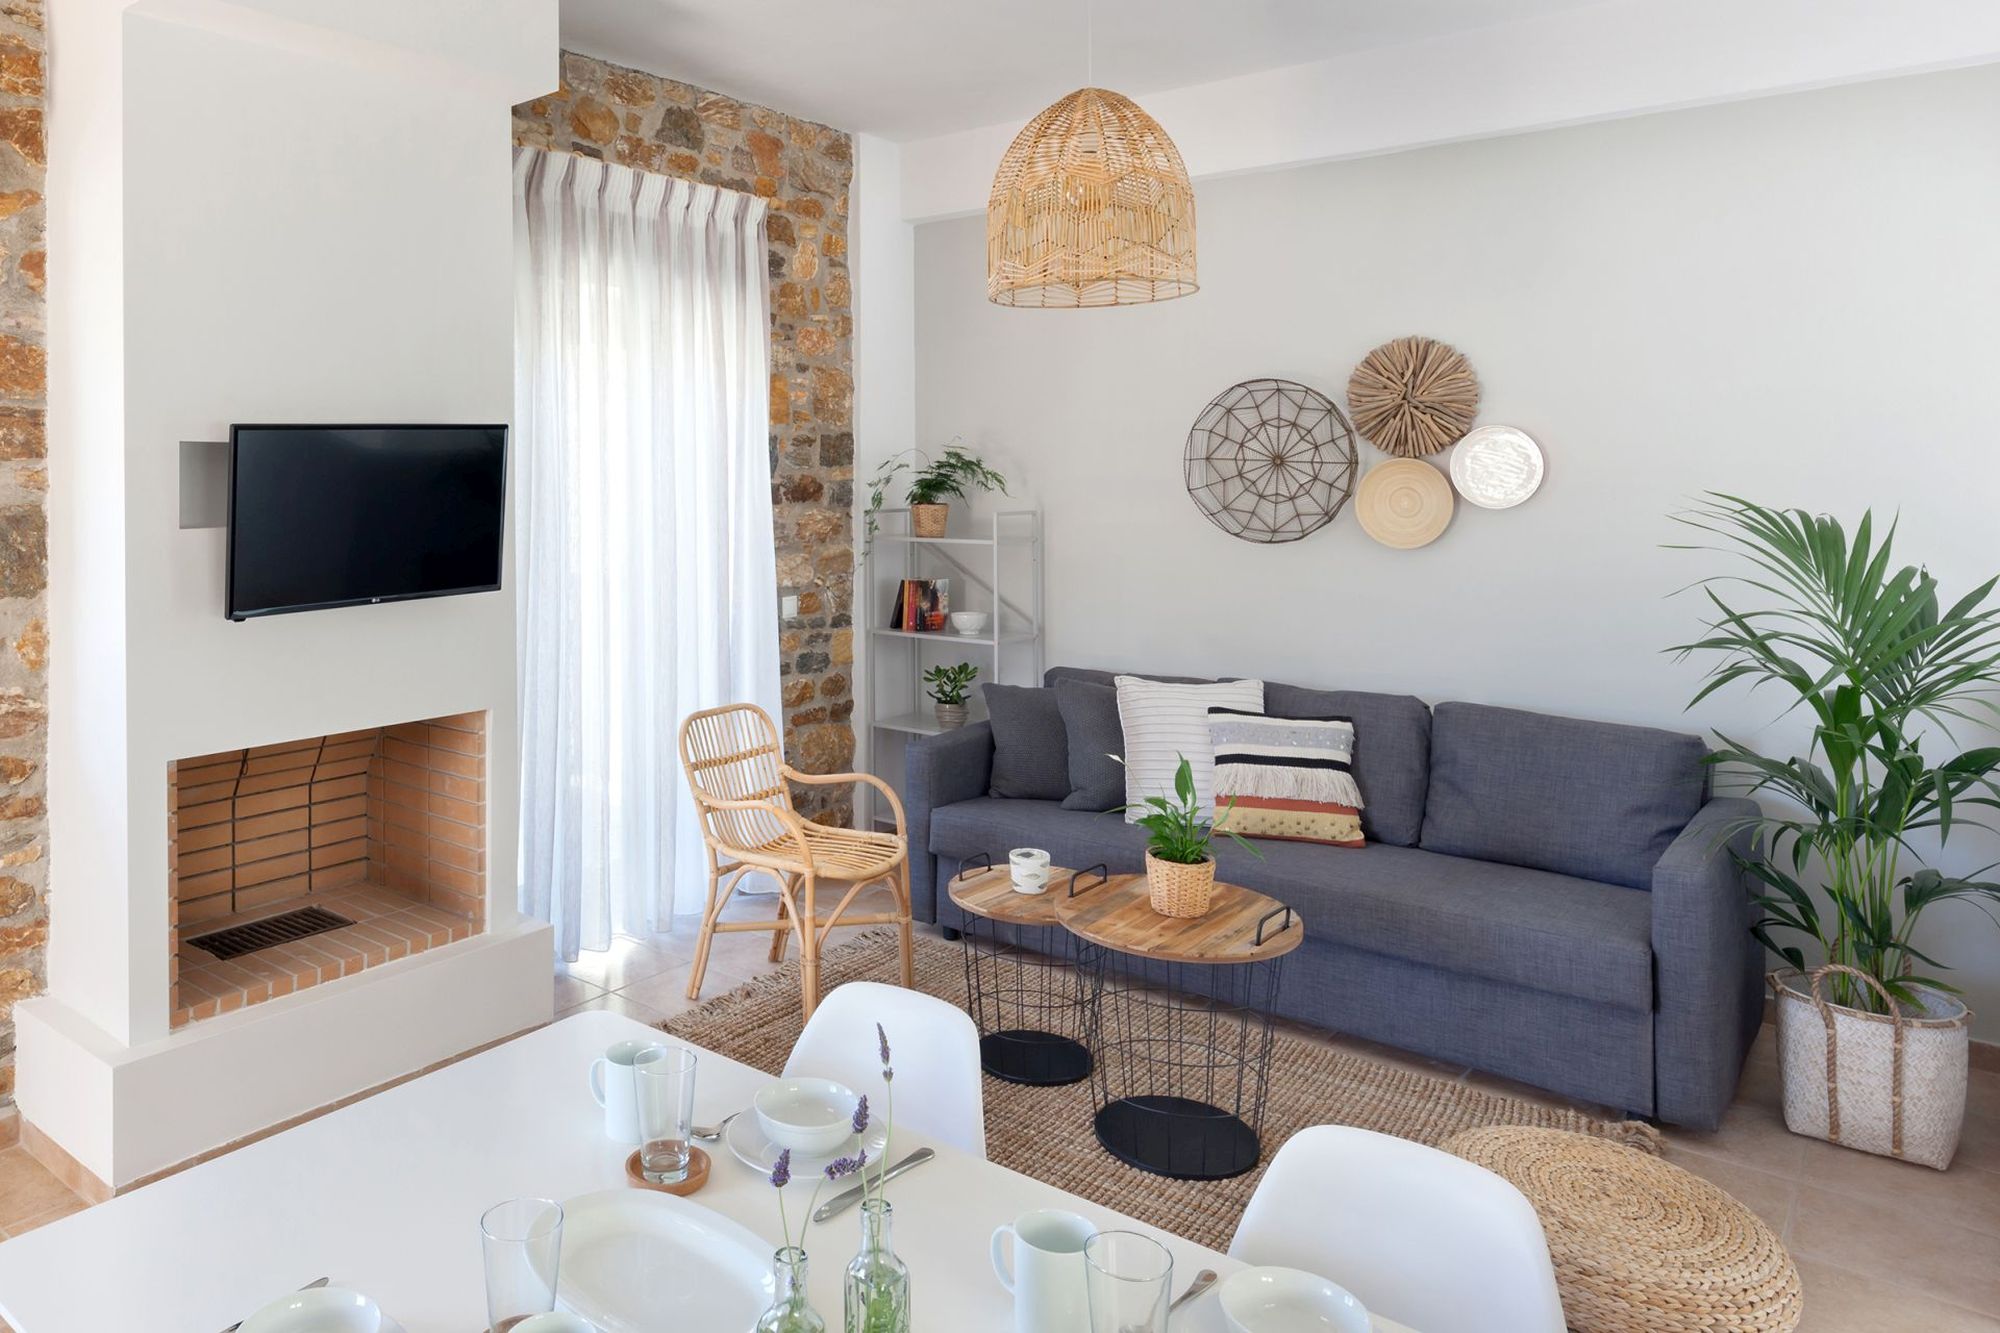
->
<box><xmin>1093</xmin><ymin>1095</ymin><xmax>1262</xmax><ymax>1181</ymax></box>
<box><xmin>980</xmin><ymin>1029</ymin><xmax>1093</xmax><ymax>1086</ymax></box>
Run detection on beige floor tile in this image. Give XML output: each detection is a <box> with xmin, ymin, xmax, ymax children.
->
<box><xmin>1788</xmin><ymin>1185</ymin><xmax>2000</xmax><ymax>1316</ymax></box>
<box><xmin>1796</xmin><ymin>1131</ymin><xmax>2000</xmax><ymax>1237</ymax></box>
<box><xmin>1661</xmin><ymin>1143</ymin><xmax>1798</xmax><ymax>1235</ymax></box>
<box><xmin>1660</xmin><ymin>1093</ymin><xmax>1810</xmax><ymax>1179</ymax></box>
<box><xmin>552</xmin><ymin>973</ymin><xmax>606</xmax><ymax>1010</ymax></box>
<box><xmin>617</xmin><ymin>961</ymin><xmax>759</xmax><ymax>1023</ymax></box>
<box><xmin>1952</xmin><ymin>1112</ymin><xmax>2000</xmax><ymax>1176</ymax></box>
<box><xmin>556</xmin><ymin>937</ymin><xmax>684</xmax><ymax>991</ymax></box>
<box><xmin>2</xmin><ymin>1196</ymin><xmax>85</xmax><ymax>1238</ymax></box>
<box><xmin>1792</xmin><ymin>1257</ymin><xmax>2000</xmax><ymax>1333</ymax></box>
<box><xmin>557</xmin><ymin>990</ymin><xmax>670</xmax><ymax>1027</ymax></box>
<box><xmin>0</xmin><ymin>1148</ymin><xmax>84</xmax><ymax>1230</ymax></box>
<box><xmin>1969</xmin><ymin>1065</ymin><xmax>2000</xmax><ymax>1120</ymax></box>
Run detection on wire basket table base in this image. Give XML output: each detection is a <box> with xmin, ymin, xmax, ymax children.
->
<box><xmin>948</xmin><ymin>856</ymin><xmax>1102</xmax><ymax>1087</ymax></box>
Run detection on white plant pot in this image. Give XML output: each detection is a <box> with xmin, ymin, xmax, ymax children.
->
<box><xmin>1772</xmin><ymin>965</ymin><xmax>1970</xmax><ymax>1170</ymax></box>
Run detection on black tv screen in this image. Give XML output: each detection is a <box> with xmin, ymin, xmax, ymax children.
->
<box><xmin>226</xmin><ymin>424</ymin><xmax>507</xmax><ymax>620</ymax></box>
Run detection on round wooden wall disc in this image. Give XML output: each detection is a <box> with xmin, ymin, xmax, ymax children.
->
<box><xmin>1356</xmin><ymin>460</ymin><xmax>1454</xmax><ymax>549</ymax></box>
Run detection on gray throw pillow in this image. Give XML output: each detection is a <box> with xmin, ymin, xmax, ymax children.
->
<box><xmin>1056</xmin><ymin>679</ymin><xmax>1125</xmax><ymax>811</ymax></box>
<box><xmin>983</xmin><ymin>684</ymin><xmax>1071</xmax><ymax>801</ymax></box>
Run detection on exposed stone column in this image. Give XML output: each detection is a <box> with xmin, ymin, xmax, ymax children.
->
<box><xmin>514</xmin><ymin>53</ymin><xmax>857</xmax><ymax>826</ymax></box>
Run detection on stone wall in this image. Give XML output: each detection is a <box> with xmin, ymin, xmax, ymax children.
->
<box><xmin>513</xmin><ymin>53</ymin><xmax>857</xmax><ymax>824</ymax></box>
<box><xmin>0</xmin><ymin>0</ymin><xmax>45</xmax><ymax>1110</ymax></box>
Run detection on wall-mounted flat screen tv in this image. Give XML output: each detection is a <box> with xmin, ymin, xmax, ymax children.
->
<box><xmin>226</xmin><ymin>424</ymin><xmax>507</xmax><ymax>621</ymax></box>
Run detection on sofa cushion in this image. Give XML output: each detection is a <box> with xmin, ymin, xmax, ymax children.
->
<box><xmin>1421</xmin><ymin>702</ymin><xmax>1706</xmax><ymax>891</ymax></box>
<box><xmin>1056</xmin><ymin>680</ymin><xmax>1125</xmax><ymax>811</ymax></box>
<box><xmin>1263</xmin><ymin>682</ymin><xmax>1430</xmax><ymax>848</ymax></box>
<box><xmin>927</xmin><ymin>798</ymin><xmax>1655</xmax><ymax>1011</ymax></box>
<box><xmin>982</xmin><ymin>684</ymin><xmax>1070</xmax><ymax>801</ymax></box>
<box><xmin>1114</xmin><ymin>676</ymin><xmax>1264</xmax><ymax>820</ymax></box>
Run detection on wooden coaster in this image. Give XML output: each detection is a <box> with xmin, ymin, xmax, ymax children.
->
<box><xmin>624</xmin><ymin>1145</ymin><xmax>710</xmax><ymax>1197</ymax></box>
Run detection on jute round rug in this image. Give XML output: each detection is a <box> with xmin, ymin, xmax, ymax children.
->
<box><xmin>661</xmin><ymin>929</ymin><xmax>1660</xmax><ymax>1253</ymax></box>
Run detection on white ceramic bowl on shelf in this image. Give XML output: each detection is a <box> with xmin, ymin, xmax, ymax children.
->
<box><xmin>753</xmin><ymin>1077</ymin><xmax>859</xmax><ymax>1155</ymax></box>
<box><xmin>949</xmin><ymin>611</ymin><xmax>990</xmax><ymax>637</ymax></box>
<box><xmin>1218</xmin><ymin>1267</ymin><xmax>1370</xmax><ymax>1333</ymax></box>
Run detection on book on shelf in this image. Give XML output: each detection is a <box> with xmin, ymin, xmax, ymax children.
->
<box><xmin>888</xmin><ymin>578</ymin><xmax>949</xmax><ymax>632</ymax></box>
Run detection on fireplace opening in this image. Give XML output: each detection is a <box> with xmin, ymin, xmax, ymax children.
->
<box><xmin>167</xmin><ymin>712</ymin><xmax>488</xmax><ymax>1027</ymax></box>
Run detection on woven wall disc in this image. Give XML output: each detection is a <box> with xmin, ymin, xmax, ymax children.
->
<box><xmin>1355</xmin><ymin>459</ymin><xmax>1453</xmax><ymax>549</ymax></box>
<box><xmin>1184</xmin><ymin>379</ymin><xmax>1358</xmax><ymax>543</ymax></box>
<box><xmin>1347</xmin><ymin>335</ymin><xmax>1480</xmax><ymax>458</ymax></box>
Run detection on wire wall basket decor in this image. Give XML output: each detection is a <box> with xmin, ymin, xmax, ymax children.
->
<box><xmin>1184</xmin><ymin>378</ymin><xmax>1358</xmax><ymax>543</ymax></box>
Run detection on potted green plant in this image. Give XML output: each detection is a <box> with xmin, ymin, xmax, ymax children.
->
<box><xmin>1671</xmin><ymin>494</ymin><xmax>2000</xmax><ymax>1168</ymax></box>
<box><xmin>1119</xmin><ymin>755</ymin><xmax>1262</xmax><ymax>918</ymax></box>
<box><xmin>864</xmin><ymin>442</ymin><xmax>1008</xmax><ymax>546</ymax></box>
<box><xmin>923</xmin><ymin>662</ymin><xmax>978</xmax><ymax>730</ymax></box>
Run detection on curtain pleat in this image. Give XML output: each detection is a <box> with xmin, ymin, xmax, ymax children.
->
<box><xmin>513</xmin><ymin>147</ymin><xmax>779</xmax><ymax>960</ymax></box>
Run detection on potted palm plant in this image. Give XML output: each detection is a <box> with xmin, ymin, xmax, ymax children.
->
<box><xmin>1672</xmin><ymin>494</ymin><xmax>2000</xmax><ymax>1168</ymax></box>
<box><xmin>1120</xmin><ymin>755</ymin><xmax>1262</xmax><ymax>918</ymax></box>
<box><xmin>923</xmin><ymin>662</ymin><xmax>977</xmax><ymax>730</ymax></box>
<box><xmin>864</xmin><ymin>442</ymin><xmax>1008</xmax><ymax>545</ymax></box>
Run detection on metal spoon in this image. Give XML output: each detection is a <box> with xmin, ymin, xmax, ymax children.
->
<box><xmin>692</xmin><ymin>1110</ymin><xmax>742</xmax><ymax>1142</ymax></box>
<box><xmin>1169</xmin><ymin>1269</ymin><xmax>1219</xmax><ymax>1314</ymax></box>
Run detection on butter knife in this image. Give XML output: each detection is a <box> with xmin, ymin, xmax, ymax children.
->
<box><xmin>812</xmin><ymin>1148</ymin><xmax>935</xmax><ymax>1223</ymax></box>
<box><xmin>222</xmin><ymin>1276</ymin><xmax>330</xmax><ymax>1332</ymax></box>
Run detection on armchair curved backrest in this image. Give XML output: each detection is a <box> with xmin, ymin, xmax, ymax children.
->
<box><xmin>678</xmin><ymin>703</ymin><xmax>796</xmax><ymax>855</ymax></box>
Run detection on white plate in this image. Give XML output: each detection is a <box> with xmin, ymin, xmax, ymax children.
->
<box><xmin>238</xmin><ymin>1286</ymin><xmax>382</xmax><ymax>1333</ymax></box>
<box><xmin>1448</xmin><ymin>425</ymin><xmax>1544</xmax><ymax>509</ymax></box>
<box><xmin>726</xmin><ymin>1103</ymin><xmax>891</xmax><ymax>1179</ymax></box>
<box><xmin>555</xmin><ymin>1190</ymin><xmax>773</xmax><ymax>1333</ymax></box>
<box><xmin>1218</xmin><ymin>1267</ymin><xmax>1370</xmax><ymax>1333</ymax></box>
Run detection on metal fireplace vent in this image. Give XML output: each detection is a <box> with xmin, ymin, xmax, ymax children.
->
<box><xmin>186</xmin><ymin>905</ymin><xmax>355</xmax><ymax>961</ymax></box>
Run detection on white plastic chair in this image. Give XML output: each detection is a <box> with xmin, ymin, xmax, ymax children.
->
<box><xmin>1229</xmin><ymin>1126</ymin><xmax>1565</xmax><ymax>1333</ymax></box>
<box><xmin>783</xmin><ymin>980</ymin><xmax>987</xmax><ymax>1159</ymax></box>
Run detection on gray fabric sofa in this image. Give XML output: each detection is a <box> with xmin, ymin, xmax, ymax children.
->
<box><xmin>904</xmin><ymin>666</ymin><xmax>1765</xmax><ymax>1130</ymax></box>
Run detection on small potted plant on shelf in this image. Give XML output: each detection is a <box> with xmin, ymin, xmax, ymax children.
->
<box><xmin>1672</xmin><ymin>493</ymin><xmax>2000</xmax><ymax>1169</ymax></box>
<box><xmin>923</xmin><ymin>663</ymin><xmax>978</xmax><ymax>730</ymax></box>
<box><xmin>864</xmin><ymin>441</ymin><xmax>1008</xmax><ymax>547</ymax></box>
<box><xmin>1120</xmin><ymin>754</ymin><xmax>1261</xmax><ymax>918</ymax></box>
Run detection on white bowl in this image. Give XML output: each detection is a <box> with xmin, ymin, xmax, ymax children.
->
<box><xmin>948</xmin><ymin>611</ymin><xmax>989</xmax><ymax>636</ymax></box>
<box><xmin>238</xmin><ymin>1286</ymin><xmax>383</xmax><ymax>1333</ymax></box>
<box><xmin>1218</xmin><ymin>1267</ymin><xmax>1370</xmax><ymax>1333</ymax></box>
<box><xmin>753</xmin><ymin>1077</ymin><xmax>859</xmax><ymax>1155</ymax></box>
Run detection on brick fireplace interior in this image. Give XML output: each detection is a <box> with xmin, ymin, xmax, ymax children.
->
<box><xmin>167</xmin><ymin>713</ymin><xmax>489</xmax><ymax>1027</ymax></box>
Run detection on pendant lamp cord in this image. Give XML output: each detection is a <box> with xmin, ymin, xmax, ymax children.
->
<box><xmin>1086</xmin><ymin>0</ymin><xmax>1094</xmax><ymax>87</ymax></box>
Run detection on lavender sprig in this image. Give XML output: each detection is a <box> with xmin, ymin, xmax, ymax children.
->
<box><xmin>852</xmin><ymin>1094</ymin><xmax>870</xmax><ymax>1136</ymax></box>
<box><xmin>770</xmin><ymin>1148</ymin><xmax>795</xmax><ymax>1249</ymax></box>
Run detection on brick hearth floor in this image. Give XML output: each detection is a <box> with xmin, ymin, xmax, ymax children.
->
<box><xmin>3</xmin><ymin>883</ymin><xmax>1996</xmax><ymax>1331</ymax></box>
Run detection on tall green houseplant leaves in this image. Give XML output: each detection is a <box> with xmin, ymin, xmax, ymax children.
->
<box><xmin>1670</xmin><ymin>494</ymin><xmax>2000</xmax><ymax>1013</ymax></box>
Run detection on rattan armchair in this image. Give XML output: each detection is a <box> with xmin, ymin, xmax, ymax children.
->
<box><xmin>678</xmin><ymin>703</ymin><xmax>914</xmax><ymax>1019</ymax></box>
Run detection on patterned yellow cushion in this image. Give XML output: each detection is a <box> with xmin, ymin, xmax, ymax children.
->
<box><xmin>1209</xmin><ymin>708</ymin><xmax>1366</xmax><ymax>848</ymax></box>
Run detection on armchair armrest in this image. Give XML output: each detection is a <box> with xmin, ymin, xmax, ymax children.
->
<box><xmin>700</xmin><ymin>793</ymin><xmax>815</xmax><ymax>864</ymax></box>
<box><xmin>1651</xmin><ymin>795</ymin><xmax>1764</xmax><ymax>1129</ymax></box>
<box><xmin>783</xmin><ymin>765</ymin><xmax>908</xmax><ymax>836</ymax></box>
<box><xmin>903</xmin><ymin>722</ymin><xmax>995</xmax><ymax>922</ymax></box>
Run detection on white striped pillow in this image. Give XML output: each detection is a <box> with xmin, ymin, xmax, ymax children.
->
<box><xmin>1113</xmin><ymin>676</ymin><xmax>1266</xmax><ymax>822</ymax></box>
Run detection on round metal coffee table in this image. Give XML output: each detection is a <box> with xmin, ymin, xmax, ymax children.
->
<box><xmin>1057</xmin><ymin>873</ymin><xmax>1302</xmax><ymax>1181</ymax></box>
<box><xmin>947</xmin><ymin>855</ymin><xmax>1102</xmax><ymax>1086</ymax></box>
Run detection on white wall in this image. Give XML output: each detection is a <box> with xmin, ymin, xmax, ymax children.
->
<box><xmin>913</xmin><ymin>65</ymin><xmax>2000</xmax><ymax>1036</ymax></box>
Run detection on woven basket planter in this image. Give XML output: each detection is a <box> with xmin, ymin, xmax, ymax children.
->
<box><xmin>1145</xmin><ymin>850</ymin><xmax>1215</xmax><ymax>918</ymax></box>
<box><xmin>1772</xmin><ymin>965</ymin><xmax>1970</xmax><ymax>1170</ymax></box>
<box><xmin>910</xmin><ymin>503</ymin><xmax>949</xmax><ymax>538</ymax></box>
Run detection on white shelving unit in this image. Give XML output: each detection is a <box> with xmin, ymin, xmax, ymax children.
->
<box><xmin>863</xmin><ymin>507</ymin><xmax>1042</xmax><ymax>824</ymax></box>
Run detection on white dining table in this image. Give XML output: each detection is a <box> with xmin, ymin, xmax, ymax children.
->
<box><xmin>0</xmin><ymin>1010</ymin><xmax>1416</xmax><ymax>1332</ymax></box>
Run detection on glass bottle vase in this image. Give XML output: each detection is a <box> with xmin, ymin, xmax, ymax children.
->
<box><xmin>843</xmin><ymin>1199</ymin><xmax>911</xmax><ymax>1333</ymax></box>
<box><xmin>756</xmin><ymin>1245</ymin><xmax>826</xmax><ymax>1333</ymax></box>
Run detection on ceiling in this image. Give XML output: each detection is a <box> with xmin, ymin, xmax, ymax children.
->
<box><xmin>558</xmin><ymin>0</ymin><xmax>1608</xmax><ymax>141</ymax></box>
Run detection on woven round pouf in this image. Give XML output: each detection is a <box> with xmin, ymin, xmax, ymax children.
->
<box><xmin>1442</xmin><ymin>1127</ymin><xmax>1802</xmax><ymax>1333</ymax></box>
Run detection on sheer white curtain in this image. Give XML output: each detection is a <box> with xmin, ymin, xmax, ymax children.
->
<box><xmin>513</xmin><ymin>146</ymin><xmax>780</xmax><ymax>961</ymax></box>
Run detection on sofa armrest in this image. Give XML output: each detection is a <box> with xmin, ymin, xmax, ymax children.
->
<box><xmin>903</xmin><ymin>722</ymin><xmax>995</xmax><ymax>922</ymax></box>
<box><xmin>1651</xmin><ymin>795</ymin><xmax>1764</xmax><ymax>1128</ymax></box>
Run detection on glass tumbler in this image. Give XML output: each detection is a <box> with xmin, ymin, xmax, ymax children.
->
<box><xmin>1084</xmin><ymin>1230</ymin><xmax>1173</xmax><ymax>1333</ymax></box>
<box><xmin>634</xmin><ymin>1044</ymin><xmax>699</xmax><ymax>1183</ymax></box>
<box><xmin>480</xmin><ymin>1196</ymin><xmax>563</xmax><ymax>1332</ymax></box>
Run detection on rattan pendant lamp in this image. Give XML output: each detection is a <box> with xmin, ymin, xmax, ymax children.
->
<box><xmin>986</xmin><ymin>6</ymin><xmax>1197</xmax><ymax>307</ymax></box>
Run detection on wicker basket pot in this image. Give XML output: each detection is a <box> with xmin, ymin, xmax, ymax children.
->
<box><xmin>910</xmin><ymin>503</ymin><xmax>949</xmax><ymax>537</ymax></box>
<box><xmin>1772</xmin><ymin>965</ymin><xmax>1970</xmax><ymax>1170</ymax></box>
<box><xmin>1145</xmin><ymin>850</ymin><xmax>1215</xmax><ymax>918</ymax></box>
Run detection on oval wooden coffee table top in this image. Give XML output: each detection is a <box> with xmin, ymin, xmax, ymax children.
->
<box><xmin>946</xmin><ymin>864</ymin><xmax>1096</xmax><ymax>926</ymax></box>
<box><xmin>1055</xmin><ymin>873</ymin><xmax>1304</xmax><ymax>964</ymax></box>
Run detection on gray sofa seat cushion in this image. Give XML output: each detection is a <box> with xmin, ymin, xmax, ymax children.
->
<box><xmin>1262</xmin><ymin>682</ymin><xmax>1430</xmax><ymax>848</ymax></box>
<box><xmin>983</xmin><ymin>684</ymin><xmax>1071</xmax><ymax>801</ymax></box>
<box><xmin>1421</xmin><ymin>702</ymin><xmax>1706</xmax><ymax>891</ymax></box>
<box><xmin>1046</xmin><ymin>668</ymin><xmax>1431</xmax><ymax>847</ymax></box>
<box><xmin>927</xmin><ymin>798</ymin><xmax>1654</xmax><ymax>1012</ymax></box>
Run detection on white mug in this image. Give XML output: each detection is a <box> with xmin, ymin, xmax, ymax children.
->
<box><xmin>589</xmin><ymin>1038</ymin><xmax>664</xmax><ymax>1143</ymax></box>
<box><xmin>991</xmin><ymin>1208</ymin><xmax>1096</xmax><ymax>1333</ymax></box>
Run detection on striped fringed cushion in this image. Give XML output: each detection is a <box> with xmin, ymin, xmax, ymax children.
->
<box><xmin>1207</xmin><ymin>708</ymin><xmax>1365</xmax><ymax>848</ymax></box>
